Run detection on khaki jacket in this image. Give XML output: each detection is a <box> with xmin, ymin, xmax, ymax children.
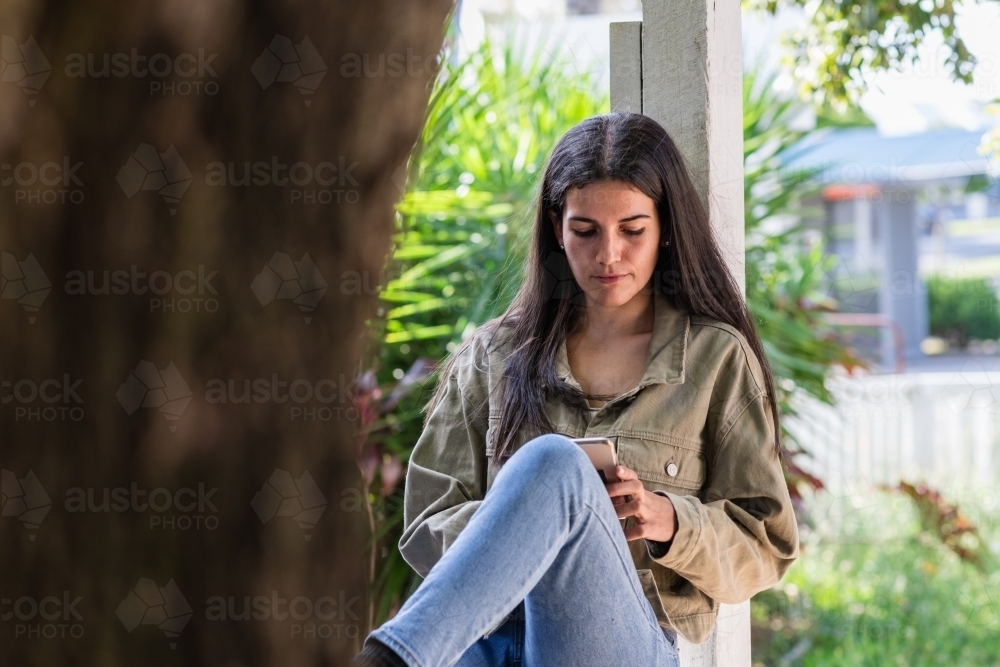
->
<box><xmin>398</xmin><ymin>291</ymin><xmax>799</xmax><ymax>644</ymax></box>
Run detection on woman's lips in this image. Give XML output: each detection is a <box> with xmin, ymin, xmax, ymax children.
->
<box><xmin>596</xmin><ymin>275</ymin><xmax>626</xmax><ymax>284</ymax></box>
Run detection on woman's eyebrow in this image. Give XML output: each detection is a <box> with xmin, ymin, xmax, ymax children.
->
<box><xmin>567</xmin><ymin>213</ymin><xmax>651</xmax><ymax>223</ymax></box>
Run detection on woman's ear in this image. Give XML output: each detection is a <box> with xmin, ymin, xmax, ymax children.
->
<box><xmin>658</xmin><ymin>221</ymin><xmax>671</xmax><ymax>248</ymax></box>
<box><xmin>657</xmin><ymin>209</ymin><xmax>671</xmax><ymax>247</ymax></box>
<box><xmin>548</xmin><ymin>210</ymin><xmax>563</xmax><ymax>246</ymax></box>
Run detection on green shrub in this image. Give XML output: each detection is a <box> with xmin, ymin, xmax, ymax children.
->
<box><xmin>752</xmin><ymin>490</ymin><xmax>1000</xmax><ymax>666</ymax></box>
<box><xmin>927</xmin><ymin>275</ymin><xmax>1000</xmax><ymax>346</ymax></box>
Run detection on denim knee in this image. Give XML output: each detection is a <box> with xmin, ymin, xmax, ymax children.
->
<box><xmin>512</xmin><ymin>434</ymin><xmax>601</xmax><ymax>487</ymax></box>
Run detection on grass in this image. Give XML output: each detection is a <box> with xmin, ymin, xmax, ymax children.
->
<box><xmin>751</xmin><ymin>488</ymin><xmax>1000</xmax><ymax>666</ymax></box>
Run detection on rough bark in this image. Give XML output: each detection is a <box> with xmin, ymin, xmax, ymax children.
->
<box><xmin>0</xmin><ymin>1</ymin><xmax>452</xmax><ymax>664</ymax></box>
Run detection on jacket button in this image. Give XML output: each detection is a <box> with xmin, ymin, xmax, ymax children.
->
<box><xmin>665</xmin><ymin>462</ymin><xmax>678</xmax><ymax>477</ymax></box>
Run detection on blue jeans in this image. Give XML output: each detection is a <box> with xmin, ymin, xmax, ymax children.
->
<box><xmin>368</xmin><ymin>434</ymin><xmax>681</xmax><ymax>667</ymax></box>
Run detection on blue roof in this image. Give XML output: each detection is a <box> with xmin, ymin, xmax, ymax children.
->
<box><xmin>780</xmin><ymin>127</ymin><xmax>995</xmax><ymax>185</ymax></box>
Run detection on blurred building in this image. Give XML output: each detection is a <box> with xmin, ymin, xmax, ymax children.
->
<box><xmin>783</xmin><ymin>127</ymin><xmax>1000</xmax><ymax>363</ymax></box>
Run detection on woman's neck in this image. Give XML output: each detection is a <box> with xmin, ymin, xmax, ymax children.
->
<box><xmin>576</xmin><ymin>290</ymin><xmax>655</xmax><ymax>343</ymax></box>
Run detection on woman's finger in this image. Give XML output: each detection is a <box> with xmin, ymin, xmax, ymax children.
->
<box><xmin>614</xmin><ymin>465</ymin><xmax>636</xmax><ymax>480</ymax></box>
<box><xmin>614</xmin><ymin>495</ymin><xmax>642</xmax><ymax>519</ymax></box>
<box><xmin>606</xmin><ymin>478</ymin><xmax>643</xmax><ymax>498</ymax></box>
<box><xmin>622</xmin><ymin>522</ymin><xmax>647</xmax><ymax>542</ymax></box>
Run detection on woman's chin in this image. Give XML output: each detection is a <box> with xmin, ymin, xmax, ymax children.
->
<box><xmin>584</xmin><ymin>287</ymin><xmax>638</xmax><ymax>308</ymax></box>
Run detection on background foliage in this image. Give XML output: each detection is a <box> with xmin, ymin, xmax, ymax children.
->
<box><xmin>926</xmin><ymin>275</ymin><xmax>1000</xmax><ymax>346</ymax></box>
<box><xmin>751</xmin><ymin>490</ymin><xmax>1000</xmax><ymax>666</ymax></box>
<box><xmin>742</xmin><ymin>0</ymin><xmax>983</xmax><ymax>108</ymax></box>
<box><xmin>743</xmin><ymin>66</ymin><xmax>866</xmax><ymax>515</ymax></box>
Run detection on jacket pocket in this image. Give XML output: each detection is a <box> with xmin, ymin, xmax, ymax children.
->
<box><xmin>617</xmin><ymin>432</ymin><xmax>706</xmax><ymax>493</ymax></box>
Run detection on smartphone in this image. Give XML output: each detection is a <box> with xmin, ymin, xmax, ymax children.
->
<box><xmin>571</xmin><ymin>437</ymin><xmax>620</xmax><ymax>483</ymax></box>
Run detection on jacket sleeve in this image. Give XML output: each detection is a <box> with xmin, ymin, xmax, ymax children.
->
<box><xmin>645</xmin><ymin>392</ymin><xmax>800</xmax><ymax>604</ymax></box>
<box><xmin>397</xmin><ymin>342</ymin><xmax>490</xmax><ymax>578</ymax></box>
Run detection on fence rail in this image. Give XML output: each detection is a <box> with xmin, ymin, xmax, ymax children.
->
<box><xmin>788</xmin><ymin>371</ymin><xmax>1000</xmax><ymax>497</ymax></box>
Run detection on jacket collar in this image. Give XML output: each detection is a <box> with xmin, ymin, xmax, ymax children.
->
<box><xmin>555</xmin><ymin>291</ymin><xmax>689</xmax><ymax>391</ymax></box>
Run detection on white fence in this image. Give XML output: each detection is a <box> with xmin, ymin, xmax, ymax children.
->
<box><xmin>788</xmin><ymin>371</ymin><xmax>1000</xmax><ymax>498</ymax></box>
<box><xmin>677</xmin><ymin>601</ymin><xmax>751</xmax><ymax>667</ymax></box>
<box><xmin>675</xmin><ymin>370</ymin><xmax>1000</xmax><ymax>667</ymax></box>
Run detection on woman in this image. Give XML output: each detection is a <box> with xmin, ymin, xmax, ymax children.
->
<box><xmin>355</xmin><ymin>113</ymin><xmax>799</xmax><ymax>667</ymax></box>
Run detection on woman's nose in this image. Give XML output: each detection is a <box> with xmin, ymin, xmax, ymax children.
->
<box><xmin>595</xmin><ymin>232</ymin><xmax>622</xmax><ymax>265</ymax></box>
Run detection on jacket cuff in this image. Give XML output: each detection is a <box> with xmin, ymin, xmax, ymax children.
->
<box><xmin>648</xmin><ymin>490</ymin><xmax>700</xmax><ymax>569</ymax></box>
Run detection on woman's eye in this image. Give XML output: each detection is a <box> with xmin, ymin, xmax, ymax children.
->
<box><xmin>571</xmin><ymin>229</ymin><xmax>596</xmax><ymax>237</ymax></box>
<box><xmin>623</xmin><ymin>229</ymin><xmax>644</xmax><ymax>236</ymax></box>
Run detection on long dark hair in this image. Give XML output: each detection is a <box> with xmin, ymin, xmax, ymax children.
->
<box><xmin>424</xmin><ymin>112</ymin><xmax>780</xmax><ymax>465</ymax></box>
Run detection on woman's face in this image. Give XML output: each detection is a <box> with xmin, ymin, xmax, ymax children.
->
<box><xmin>551</xmin><ymin>179</ymin><xmax>662</xmax><ymax>308</ymax></box>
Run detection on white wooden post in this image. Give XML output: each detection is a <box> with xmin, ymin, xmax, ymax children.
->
<box><xmin>609</xmin><ymin>22</ymin><xmax>642</xmax><ymax>114</ymax></box>
<box><xmin>611</xmin><ymin>1</ymin><xmax>752</xmax><ymax>665</ymax></box>
<box><xmin>640</xmin><ymin>0</ymin><xmax>746</xmax><ymax>290</ymax></box>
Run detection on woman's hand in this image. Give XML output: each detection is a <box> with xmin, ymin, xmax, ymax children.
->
<box><xmin>605</xmin><ymin>464</ymin><xmax>678</xmax><ymax>544</ymax></box>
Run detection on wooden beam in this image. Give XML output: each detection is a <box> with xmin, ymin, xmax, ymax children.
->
<box><xmin>609</xmin><ymin>21</ymin><xmax>642</xmax><ymax>113</ymax></box>
<box><xmin>640</xmin><ymin>0</ymin><xmax>746</xmax><ymax>291</ymax></box>
<box><xmin>610</xmin><ymin>2</ymin><xmax>753</xmax><ymax>665</ymax></box>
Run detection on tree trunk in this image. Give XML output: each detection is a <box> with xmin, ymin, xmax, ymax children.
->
<box><xmin>0</xmin><ymin>1</ymin><xmax>452</xmax><ymax>664</ymax></box>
